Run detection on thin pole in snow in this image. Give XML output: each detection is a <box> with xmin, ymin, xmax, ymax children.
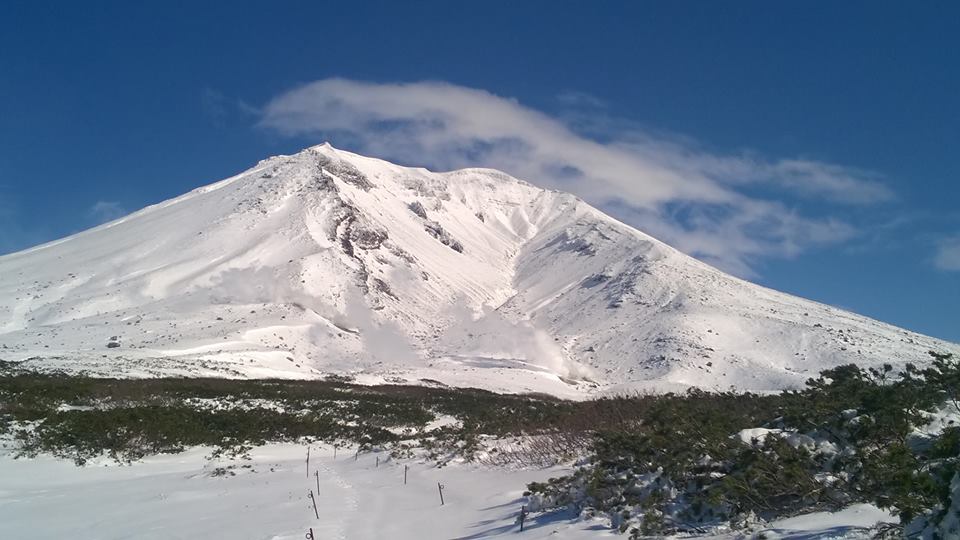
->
<box><xmin>308</xmin><ymin>489</ymin><xmax>319</xmax><ymax>519</ymax></box>
<box><xmin>306</xmin><ymin>446</ymin><xmax>311</xmax><ymax>478</ymax></box>
<box><xmin>333</xmin><ymin>444</ymin><xmax>337</xmax><ymax>459</ymax></box>
<box><xmin>376</xmin><ymin>456</ymin><xmax>379</xmax><ymax>468</ymax></box>
<box><xmin>519</xmin><ymin>505</ymin><xmax>528</xmax><ymax>531</ymax></box>
<box><xmin>438</xmin><ymin>482</ymin><xmax>445</xmax><ymax>505</ymax></box>
<box><xmin>355</xmin><ymin>448</ymin><xmax>359</xmax><ymax>461</ymax></box>
<box><xmin>315</xmin><ymin>470</ymin><xmax>320</xmax><ymax>496</ymax></box>
<box><xmin>306</xmin><ymin>527</ymin><xmax>315</xmax><ymax>539</ymax></box>
<box><xmin>404</xmin><ymin>464</ymin><xmax>408</xmax><ymax>485</ymax></box>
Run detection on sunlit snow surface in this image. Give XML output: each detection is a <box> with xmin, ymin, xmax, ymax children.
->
<box><xmin>0</xmin><ymin>443</ymin><xmax>894</xmax><ymax>540</ymax></box>
<box><xmin>0</xmin><ymin>144</ymin><xmax>956</xmax><ymax>396</ymax></box>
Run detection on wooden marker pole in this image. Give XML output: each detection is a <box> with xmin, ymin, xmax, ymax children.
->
<box><xmin>438</xmin><ymin>482</ymin><xmax>445</xmax><ymax>505</ymax></box>
<box><xmin>315</xmin><ymin>470</ymin><xmax>320</xmax><ymax>496</ymax></box>
<box><xmin>306</xmin><ymin>446</ymin><xmax>311</xmax><ymax>478</ymax></box>
<box><xmin>404</xmin><ymin>464</ymin><xmax>408</xmax><ymax>485</ymax></box>
<box><xmin>308</xmin><ymin>490</ymin><xmax>319</xmax><ymax>519</ymax></box>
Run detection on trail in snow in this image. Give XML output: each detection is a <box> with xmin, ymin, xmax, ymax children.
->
<box><xmin>312</xmin><ymin>451</ymin><xmax>356</xmax><ymax>540</ymax></box>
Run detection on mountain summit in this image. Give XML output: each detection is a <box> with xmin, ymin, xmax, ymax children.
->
<box><xmin>0</xmin><ymin>145</ymin><xmax>954</xmax><ymax>396</ymax></box>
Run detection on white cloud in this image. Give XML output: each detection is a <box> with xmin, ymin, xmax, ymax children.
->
<box><xmin>89</xmin><ymin>201</ymin><xmax>128</xmax><ymax>224</ymax></box>
<box><xmin>934</xmin><ymin>236</ymin><xmax>960</xmax><ymax>271</ymax></box>
<box><xmin>259</xmin><ymin>79</ymin><xmax>891</xmax><ymax>276</ymax></box>
<box><xmin>555</xmin><ymin>90</ymin><xmax>607</xmax><ymax>109</ymax></box>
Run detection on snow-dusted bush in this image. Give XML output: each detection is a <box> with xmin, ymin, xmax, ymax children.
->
<box><xmin>526</xmin><ymin>351</ymin><xmax>960</xmax><ymax>537</ymax></box>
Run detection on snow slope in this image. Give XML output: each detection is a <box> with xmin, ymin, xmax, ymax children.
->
<box><xmin>0</xmin><ymin>144</ymin><xmax>955</xmax><ymax>395</ymax></box>
<box><xmin>0</xmin><ymin>443</ymin><xmax>895</xmax><ymax>540</ymax></box>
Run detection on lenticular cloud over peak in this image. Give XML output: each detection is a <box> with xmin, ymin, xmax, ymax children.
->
<box><xmin>259</xmin><ymin>79</ymin><xmax>892</xmax><ymax>276</ymax></box>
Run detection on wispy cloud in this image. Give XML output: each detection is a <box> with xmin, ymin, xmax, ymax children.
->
<box><xmin>259</xmin><ymin>78</ymin><xmax>893</xmax><ymax>276</ymax></box>
<box><xmin>555</xmin><ymin>90</ymin><xmax>607</xmax><ymax>110</ymax></box>
<box><xmin>201</xmin><ymin>87</ymin><xmax>259</xmax><ymax>125</ymax></box>
<box><xmin>88</xmin><ymin>201</ymin><xmax>128</xmax><ymax>224</ymax></box>
<box><xmin>934</xmin><ymin>236</ymin><xmax>960</xmax><ymax>271</ymax></box>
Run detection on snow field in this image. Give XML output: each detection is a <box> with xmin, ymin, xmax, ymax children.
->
<box><xmin>0</xmin><ymin>434</ymin><xmax>901</xmax><ymax>540</ymax></box>
<box><xmin>0</xmin><ymin>443</ymin><xmax>604</xmax><ymax>540</ymax></box>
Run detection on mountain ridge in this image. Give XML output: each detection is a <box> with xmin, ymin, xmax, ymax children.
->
<box><xmin>0</xmin><ymin>144</ymin><xmax>955</xmax><ymax>397</ymax></box>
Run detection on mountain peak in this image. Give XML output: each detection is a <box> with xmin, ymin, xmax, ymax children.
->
<box><xmin>0</xmin><ymin>146</ymin><xmax>955</xmax><ymax>396</ymax></box>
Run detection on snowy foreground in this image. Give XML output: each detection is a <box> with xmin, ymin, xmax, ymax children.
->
<box><xmin>0</xmin><ymin>443</ymin><xmax>894</xmax><ymax>540</ymax></box>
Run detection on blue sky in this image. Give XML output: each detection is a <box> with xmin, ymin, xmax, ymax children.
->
<box><xmin>0</xmin><ymin>1</ymin><xmax>957</xmax><ymax>341</ymax></box>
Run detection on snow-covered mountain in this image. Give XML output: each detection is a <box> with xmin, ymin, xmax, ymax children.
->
<box><xmin>0</xmin><ymin>144</ymin><xmax>955</xmax><ymax>396</ymax></box>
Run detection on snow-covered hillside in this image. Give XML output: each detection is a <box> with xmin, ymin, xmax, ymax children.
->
<box><xmin>0</xmin><ymin>144</ymin><xmax>955</xmax><ymax>395</ymax></box>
